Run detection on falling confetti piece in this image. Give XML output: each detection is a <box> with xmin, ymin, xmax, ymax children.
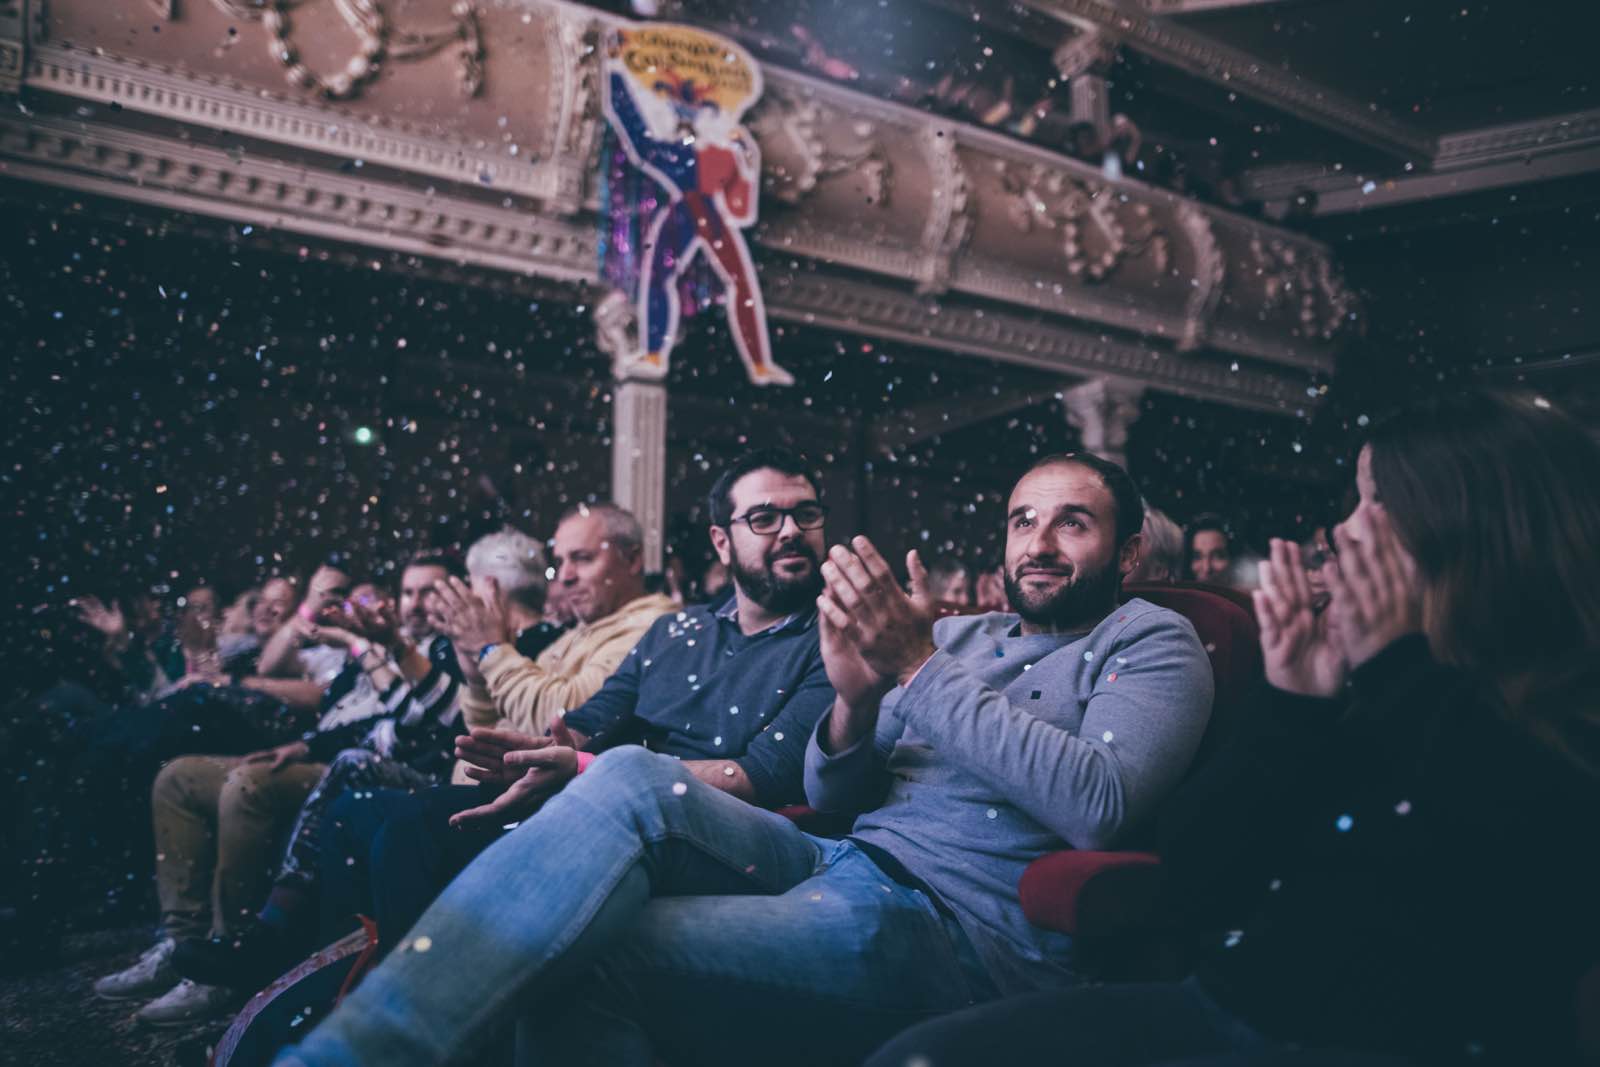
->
<box><xmin>985</xmin><ymin>808</ymin><xmax>998</xmax><ymax>820</ymax></box>
<box><xmin>412</xmin><ymin>936</ymin><xmax>432</xmax><ymax>952</ymax></box>
<box><xmin>1394</xmin><ymin>799</ymin><xmax>1412</xmax><ymax>815</ymax></box>
<box><xmin>671</xmin><ymin>782</ymin><xmax>688</xmax><ymax>795</ymax></box>
<box><xmin>1101</xmin><ymin>730</ymin><xmax>1114</xmax><ymax>742</ymax></box>
<box><xmin>1335</xmin><ymin>814</ymin><xmax>1354</xmax><ymax>832</ymax></box>
<box><xmin>1223</xmin><ymin>930</ymin><xmax>1243</xmax><ymax>948</ymax></box>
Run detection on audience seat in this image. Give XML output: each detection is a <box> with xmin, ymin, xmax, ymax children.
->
<box><xmin>1018</xmin><ymin>582</ymin><xmax>1263</xmax><ymax>962</ymax></box>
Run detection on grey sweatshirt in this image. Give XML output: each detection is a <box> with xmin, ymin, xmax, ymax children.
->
<box><xmin>803</xmin><ymin>599</ymin><xmax>1214</xmax><ymax>993</ymax></box>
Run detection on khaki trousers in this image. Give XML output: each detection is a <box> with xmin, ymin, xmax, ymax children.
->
<box><xmin>151</xmin><ymin>754</ymin><xmax>325</xmax><ymax>939</ymax></box>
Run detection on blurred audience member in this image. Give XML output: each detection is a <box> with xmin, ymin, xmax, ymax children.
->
<box><xmin>974</xmin><ymin>564</ymin><xmax>1008</xmax><ymax>613</ymax></box>
<box><xmin>1185</xmin><ymin>514</ymin><xmax>1233</xmax><ymax>583</ymax></box>
<box><xmin>925</xmin><ymin>556</ymin><xmax>975</xmax><ymax>608</ymax></box>
<box><xmin>1126</xmin><ymin>505</ymin><xmax>1184</xmax><ymax>584</ymax></box>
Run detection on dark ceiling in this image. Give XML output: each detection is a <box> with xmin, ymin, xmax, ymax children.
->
<box><xmin>1172</xmin><ymin>0</ymin><xmax>1600</xmax><ymax>136</ymax></box>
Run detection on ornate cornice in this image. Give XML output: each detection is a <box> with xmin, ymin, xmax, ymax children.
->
<box><xmin>0</xmin><ymin>0</ymin><xmax>26</xmax><ymax>96</ymax></box>
<box><xmin>914</xmin><ymin>122</ymin><xmax>971</xmax><ymax>294</ymax></box>
<box><xmin>764</xmin><ymin>268</ymin><xmax>1315</xmax><ymax>415</ymax></box>
<box><xmin>1434</xmin><ymin>108</ymin><xmax>1600</xmax><ymax>170</ymax></box>
<box><xmin>25</xmin><ymin>41</ymin><xmax>568</xmax><ymax>201</ymax></box>
<box><xmin>0</xmin><ymin>113</ymin><xmax>597</xmax><ymax>278</ymax></box>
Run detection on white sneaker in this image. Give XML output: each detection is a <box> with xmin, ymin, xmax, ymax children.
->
<box><xmin>135</xmin><ymin>978</ymin><xmax>238</xmax><ymax>1028</ymax></box>
<box><xmin>93</xmin><ymin>938</ymin><xmax>177</xmax><ymax>1002</ymax></box>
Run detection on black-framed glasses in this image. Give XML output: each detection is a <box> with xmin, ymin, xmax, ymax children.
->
<box><xmin>728</xmin><ymin>503</ymin><xmax>829</xmax><ymax>535</ymax></box>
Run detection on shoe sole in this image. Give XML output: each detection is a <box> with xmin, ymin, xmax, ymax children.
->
<box><xmin>95</xmin><ymin>985</ymin><xmax>171</xmax><ymax>1003</ymax></box>
<box><xmin>135</xmin><ymin>1003</ymin><xmax>239</xmax><ymax>1029</ymax></box>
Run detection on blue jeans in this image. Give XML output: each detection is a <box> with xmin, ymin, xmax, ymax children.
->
<box><xmin>279</xmin><ymin>746</ymin><xmax>997</xmax><ymax>1067</ymax></box>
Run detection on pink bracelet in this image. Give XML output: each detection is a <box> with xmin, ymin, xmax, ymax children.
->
<box><xmin>349</xmin><ymin>639</ymin><xmax>371</xmax><ymax>660</ymax></box>
<box><xmin>574</xmin><ymin>751</ymin><xmax>596</xmax><ymax>775</ymax></box>
<box><xmin>298</xmin><ymin>602</ymin><xmax>318</xmax><ymax>622</ymax></box>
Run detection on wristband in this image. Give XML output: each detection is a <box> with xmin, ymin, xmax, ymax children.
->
<box><xmin>477</xmin><ymin>643</ymin><xmax>500</xmax><ymax>664</ymax></box>
<box><xmin>298</xmin><ymin>602</ymin><xmax>318</xmax><ymax>623</ymax></box>
<box><xmin>574</xmin><ymin>751</ymin><xmax>596</xmax><ymax>775</ymax></box>
<box><xmin>349</xmin><ymin>639</ymin><xmax>371</xmax><ymax>660</ymax></box>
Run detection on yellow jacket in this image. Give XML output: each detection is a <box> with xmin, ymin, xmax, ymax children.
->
<box><xmin>451</xmin><ymin>592</ymin><xmax>677</xmax><ymax>783</ymax></box>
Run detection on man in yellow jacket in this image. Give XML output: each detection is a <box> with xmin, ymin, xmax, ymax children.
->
<box><xmin>438</xmin><ymin>502</ymin><xmax>676</xmax><ymax>783</ymax></box>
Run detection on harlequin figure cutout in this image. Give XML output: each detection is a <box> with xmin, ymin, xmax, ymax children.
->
<box><xmin>602</xmin><ymin>28</ymin><xmax>792</xmax><ymax>386</ymax></box>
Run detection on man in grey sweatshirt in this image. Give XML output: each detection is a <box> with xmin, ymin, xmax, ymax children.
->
<box><xmin>278</xmin><ymin>453</ymin><xmax>1214</xmax><ymax>1067</ymax></box>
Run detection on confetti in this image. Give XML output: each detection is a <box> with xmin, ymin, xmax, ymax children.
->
<box><xmin>411</xmin><ymin>935</ymin><xmax>432</xmax><ymax>952</ymax></box>
<box><xmin>1335</xmin><ymin>814</ymin><xmax>1354</xmax><ymax>832</ymax></box>
<box><xmin>671</xmin><ymin>782</ymin><xmax>688</xmax><ymax>796</ymax></box>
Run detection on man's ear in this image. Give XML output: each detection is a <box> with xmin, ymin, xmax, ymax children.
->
<box><xmin>1118</xmin><ymin>532</ymin><xmax>1144</xmax><ymax>579</ymax></box>
<box><xmin>708</xmin><ymin>524</ymin><xmax>732</xmax><ymax>568</ymax></box>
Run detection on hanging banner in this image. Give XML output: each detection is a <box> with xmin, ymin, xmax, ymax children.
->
<box><xmin>601</xmin><ymin>24</ymin><xmax>792</xmax><ymax>386</ymax></box>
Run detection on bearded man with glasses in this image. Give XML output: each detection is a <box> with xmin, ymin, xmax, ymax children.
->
<box><xmin>285</xmin><ymin>449</ymin><xmax>840</xmax><ymax>986</ymax></box>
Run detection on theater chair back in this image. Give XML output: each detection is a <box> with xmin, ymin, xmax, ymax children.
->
<box><xmin>1018</xmin><ymin>581</ymin><xmax>1263</xmax><ymax>951</ymax></box>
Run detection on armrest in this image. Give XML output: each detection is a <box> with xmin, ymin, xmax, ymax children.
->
<box><xmin>774</xmin><ymin>804</ymin><xmax>853</xmax><ymax>838</ymax></box>
<box><xmin>1019</xmin><ymin>850</ymin><xmax>1162</xmax><ymax>936</ymax></box>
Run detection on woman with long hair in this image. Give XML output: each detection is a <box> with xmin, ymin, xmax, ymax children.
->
<box><xmin>868</xmin><ymin>390</ymin><xmax>1600</xmax><ymax>1067</ymax></box>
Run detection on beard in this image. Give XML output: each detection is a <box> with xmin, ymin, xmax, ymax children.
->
<box><xmin>1004</xmin><ymin>556</ymin><xmax>1122</xmax><ymax>630</ymax></box>
<box><xmin>731</xmin><ymin>540</ymin><xmax>824</xmax><ymax>616</ymax></box>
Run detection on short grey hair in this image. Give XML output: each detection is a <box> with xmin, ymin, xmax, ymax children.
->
<box><xmin>557</xmin><ymin>502</ymin><xmax>643</xmax><ymax>560</ymax></box>
<box><xmin>1131</xmin><ymin>505</ymin><xmax>1184</xmax><ymax>582</ymax></box>
<box><xmin>466</xmin><ymin>527</ymin><xmax>548</xmax><ymax>612</ymax></box>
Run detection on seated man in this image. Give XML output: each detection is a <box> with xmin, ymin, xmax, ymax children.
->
<box><xmin>93</xmin><ymin>571</ymin><xmax>450</xmax><ymax>1027</ymax></box>
<box><xmin>279</xmin><ymin>452</ymin><xmax>1214</xmax><ymax>1067</ymax></box>
<box><xmin>168</xmin><ymin>552</ymin><xmax>471</xmax><ymax>989</ymax></box>
<box><xmin>294</xmin><ymin>503</ymin><xmax>675</xmax><ymax>954</ymax></box>
<box><xmin>313</xmin><ymin>449</ymin><xmax>838</xmax><ymax>959</ymax></box>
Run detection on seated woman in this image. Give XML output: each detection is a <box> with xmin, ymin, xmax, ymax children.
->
<box><xmin>869</xmin><ymin>390</ymin><xmax>1600</xmax><ymax>1067</ymax></box>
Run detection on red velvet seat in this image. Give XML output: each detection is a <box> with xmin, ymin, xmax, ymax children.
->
<box><xmin>1018</xmin><ymin>582</ymin><xmax>1263</xmax><ymax>940</ymax></box>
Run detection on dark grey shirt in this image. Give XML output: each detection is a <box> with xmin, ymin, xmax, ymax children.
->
<box><xmin>565</xmin><ymin>601</ymin><xmax>834</xmax><ymax>806</ymax></box>
<box><xmin>805</xmin><ymin>600</ymin><xmax>1214</xmax><ymax>993</ymax></box>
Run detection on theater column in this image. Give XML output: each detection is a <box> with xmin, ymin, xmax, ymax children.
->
<box><xmin>1062</xmin><ymin>378</ymin><xmax>1145</xmax><ymax>472</ymax></box>
<box><xmin>611</xmin><ymin>377</ymin><xmax>667</xmax><ymax>572</ymax></box>
<box><xmin>1053</xmin><ymin>29</ymin><xmax>1116</xmax><ymax>138</ymax></box>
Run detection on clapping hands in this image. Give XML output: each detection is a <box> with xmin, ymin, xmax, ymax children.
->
<box><xmin>1255</xmin><ymin>503</ymin><xmax>1423</xmax><ymax>698</ymax></box>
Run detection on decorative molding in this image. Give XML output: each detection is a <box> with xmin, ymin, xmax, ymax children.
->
<box><xmin>764</xmin><ymin>268</ymin><xmax>1318</xmax><ymax>416</ymax></box>
<box><xmin>1176</xmin><ymin>202</ymin><xmax>1224</xmax><ymax>351</ymax></box>
<box><xmin>750</xmin><ymin>85</ymin><xmax>890</xmax><ymax>208</ymax></box>
<box><xmin>1016</xmin><ymin>0</ymin><xmax>1434</xmax><ymax>159</ymax></box>
<box><xmin>0</xmin><ymin>0</ymin><xmax>25</xmax><ymax>97</ymax></box>
<box><xmin>914</xmin><ymin>122</ymin><xmax>969</xmax><ymax>294</ymax></box>
<box><xmin>149</xmin><ymin>0</ymin><xmax>483</xmax><ymax>102</ymax></box>
<box><xmin>1133</xmin><ymin>0</ymin><xmax>1296</xmax><ymax>12</ymax></box>
<box><xmin>0</xmin><ymin>113</ymin><xmax>597</xmax><ymax>279</ymax></box>
<box><xmin>994</xmin><ymin>158</ymin><xmax>1169</xmax><ymax>282</ymax></box>
<box><xmin>544</xmin><ymin>10</ymin><xmax>602</xmax><ymax>214</ymax></box>
<box><xmin>1244</xmin><ymin>235</ymin><xmax>1356</xmax><ymax>342</ymax></box>
<box><xmin>24</xmin><ymin>42</ymin><xmax>568</xmax><ymax>201</ymax></box>
<box><xmin>1434</xmin><ymin>108</ymin><xmax>1600</xmax><ymax>170</ymax></box>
